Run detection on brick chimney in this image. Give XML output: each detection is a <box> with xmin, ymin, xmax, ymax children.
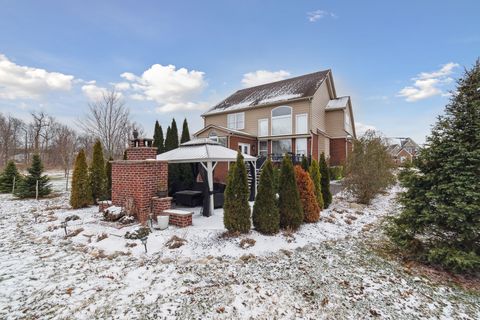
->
<box><xmin>125</xmin><ymin>136</ymin><xmax>157</xmax><ymax>160</ymax></box>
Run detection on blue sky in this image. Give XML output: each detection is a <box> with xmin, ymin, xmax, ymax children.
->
<box><xmin>0</xmin><ymin>0</ymin><xmax>479</xmax><ymax>143</ymax></box>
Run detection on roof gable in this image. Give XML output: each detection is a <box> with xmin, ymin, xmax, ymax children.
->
<box><xmin>203</xmin><ymin>70</ymin><xmax>330</xmax><ymax>115</ymax></box>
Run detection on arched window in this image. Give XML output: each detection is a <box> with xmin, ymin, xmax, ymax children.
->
<box><xmin>271</xmin><ymin>106</ymin><xmax>292</xmax><ymax>135</ymax></box>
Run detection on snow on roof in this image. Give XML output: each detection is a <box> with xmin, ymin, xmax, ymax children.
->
<box><xmin>326</xmin><ymin>96</ymin><xmax>350</xmax><ymax>110</ymax></box>
<box><xmin>203</xmin><ymin>70</ymin><xmax>330</xmax><ymax>115</ymax></box>
<box><xmin>156</xmin><ymin>139</ymin><xmax>256</xmax><ymax>163</ymax></box>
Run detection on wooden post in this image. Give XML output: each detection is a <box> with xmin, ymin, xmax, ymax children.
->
<box><xmin>65</xmin><ymin>168</ymin><xmax>69</xmax><ymax>191</ymax></box>
<box><xmin>36</xmin><ymin>180</ymin><xmax>39</xmax><ymax>200</ymax></box>
<box><xmin>12</xmin><ymin>176</ymin><xmax>16</xmax><ymax>194</ymax></box>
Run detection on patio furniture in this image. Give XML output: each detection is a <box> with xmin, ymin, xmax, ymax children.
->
<box><xmin>175</xmin><ymin>190</ymin><xmax>203</xmax><ymax>207</ymax></box>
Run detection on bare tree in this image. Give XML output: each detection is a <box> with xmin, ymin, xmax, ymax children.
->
<box><xmin>54</xmin><ymin>125</ymin><xmax>77</xmax><ymax>182</ymax></box>
<box><xmin>0</xmin><ymin>113</ymin><xmax>24</xmax><ymax>166</ymax></box>
<box><xmin>79</xmin><ymin>90</ymin><xmax>133</xmax><ymax>158</ymax></box>
<box><xmin>30</xmin><ymin>111</ymin><xmax>49</xmax><ymax>154</ymax></box>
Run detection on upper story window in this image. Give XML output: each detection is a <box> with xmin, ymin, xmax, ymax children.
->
<box><xmin>227</xmin><ymin>112</ymin><xmax>245</xmax><ymax>130</ymax></box>
<box><xmin>271</xmin><ymin>106</ymin><xmax>292</xmax><ymax>135</ymax></box>
<box><xmin>208</xmin><ymin>130</ymin><xmax>218</xmax><ymax>142</ymax></box>
<box><xmin>295</xmin><ymin>113</ymin><xmax>308</xmax><ymax>134</ymax></box>
<box><xmin>258</xmin><ymin>118</ymin><xmax>268</xmax><ymax>137</ymax></box>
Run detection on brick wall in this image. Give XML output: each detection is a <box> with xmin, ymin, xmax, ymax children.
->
<box><xmin>125</xmin><ymin>147</ymin><xmax>157</xmax><ymax>161</ymax></box>
<box><xmin>111</xmin><ymin>160</ymin><xmax>168</xmax><ymax>224</ymax></box>
<box><xmin>152</xmin><ymin>196</ymin><xmax>172</xmax><ymax>218</ymax></box>
<box><xmin>229</xmin><ymin>135</ymin><xmax>258</xmax><ymax>156</ymax></box>
<box><xmin>329</xmin><ymin>138</ymin><xmax>347</xmax><ymax>166</ymax></box>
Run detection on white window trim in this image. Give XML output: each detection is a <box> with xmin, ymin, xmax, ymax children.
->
<box><xmin>271</xmin><ymin>106</ymin><xmax>292</xmax><ymax>136</ymax></box>
<box><xmin>296</xmin><ymin>138</ymin><xmax>308</xmax><ymax>155</ymax></box>
<box><xmin>227</xmin><ymin>112</ymin><xmax>245</xmax><ymax>130</ymax></box>
<box><xmin>258</xmin><ymin>118</ymin><xmax>268</xmax><ymax>137</ymax></box>
<box><xmin>295</xmin><ymin>113</ymin><xmax>308</xmax><ymax>134</ymax></box>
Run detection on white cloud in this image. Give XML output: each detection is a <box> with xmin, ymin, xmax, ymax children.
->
<box><xmin>307</xmin><ymin>10</ymin><xmax>337</xmax><ymax>22</ymax></box>
<box><xmin>355</xmin><ymin>122</ymin><xmax>376</xmax><ymax>136</ymax></box>
<box><xmin>81</xmin><ymin>81</ymin><xmax>108</xmax><ymax>101</ymax></box>
<box><xmin>0</xmin><ymin>54</ymin><xmax>74</xmax><ymax>100</ymax></box>
<box><xmin>120</xmin><ymin>64</ymin><xmax>207</xmax><ymax>112</ymax></box>
<box><xmin>397</xmin><ymin>62</ymin><xmax>459</xmax><ymax>102</ymax></box>
<box><xmin>241</xmin><ymin>70</ymin><xmax>291</xmax><ymax>87</ymax></box>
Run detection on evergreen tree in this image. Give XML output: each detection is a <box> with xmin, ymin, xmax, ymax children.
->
<box><xmin>319</xmin><ymin>153</ymin><xmax>332</xmax><ymax>208</ymax></box>
<box><xmin>90</xmin><ymin>140</ymin><xmax>107</xmax><ymax>202</ymax></box>
<box><xmin>105</xmin><ymin>156</ymin><xmax>113</xmax><ymax>200</ymax></box>
<box><xmin>308</xmin><ymin>159</ymin><xmax>324</xmax><ymax>210</ymax></box>
<box><xmin>153</xmin><ymin>120</ymin><xmax>164</xmax><ymax>154</ymax></box>
<box><xmin>164</xmin><ymin>119</ymin><xmax>179</xmax><ymax>151</ymax></box>
<box><xmin>0</xmin><ymin>160</ymin><xmax>21</xmax><ymax>193</ymax></box>
<box><xmin>179</xmin><ymin>118</ymin><xmax>193</xmax><ymax>188</ymax></box>
<box><xmin>278</xmin><ymin>155</ymin><xmax>303</xmax><ymax>230</ymax></box>
<box><xmin>295</xmin><ymin>166</ymin><xmax>320</xmax><ymax>223</ymax></box>
<box><xmin>70</xmin><ymin>149</ymin><xmax>93</xmax><ymax>208</ymax></box>
<box><xmin>164</xmin><ymin>126</ymin><xmax>172</xmax><ymax>151</ymax></box>
<box><xmin>223</xmin><ymin>151</ymin><xmax>251</xmax><ymax>233</ymax></box>
<box><xmin>165</xmin><ymin>120</ymin><xmax>180</xmax><ymax>194</ymax></box>
<box><xmin>387</xmin><ymin>60</ymin><xmax>480</xmax><ymax>273</ymax></box>
<box><xmin>301</xmin><ymin>155</ymin><xmax>309</xmax><ymax>171</ymax></box>
<box><xmin>252</xmin><ymin>159</ymin><xmax>279</xmax><ymax>234</ymax></box>
<box><xmin>180</xmin><ymin>118</ymin><xmax>191</xmax><ymax>143</ymax></box>
<box><xmin>15</xmin><ymin>154</ymin><xmax>51</xmax><ymax>198</ymax></box>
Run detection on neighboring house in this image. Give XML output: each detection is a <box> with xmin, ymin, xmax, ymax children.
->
<box><xmin>193</xmin><ymin>70</ymin><xmax>356</xmax><ymax>181</ymax></box>
<box><xmin>387</xmin><ymin>137</ymin><xmax>421</xmax><ymax>164</ymax></box>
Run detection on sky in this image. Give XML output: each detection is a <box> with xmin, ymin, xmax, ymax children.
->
<box><xmin>0</xmin><ymin>0</ymin><xmax>479</xmax><ymax>143</ymax></box>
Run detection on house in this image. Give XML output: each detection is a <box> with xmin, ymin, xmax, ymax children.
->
<box><xmin>193</xmin><ymin>70</ymin><xmax>356</xmax><ymax>181</ymax></box>
<box><xmin>387</xmin><ymin>137</ymin><xmax>421</xmax><ymax>164</ymax></box>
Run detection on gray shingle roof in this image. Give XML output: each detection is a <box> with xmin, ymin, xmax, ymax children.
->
<box><xmin>203</xmin><ymin>70</ymin><xmax>330</xmax><ymax>115</ymax></box>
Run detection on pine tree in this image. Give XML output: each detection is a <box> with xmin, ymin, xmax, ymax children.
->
<box><xmin>278</xmin><ymin>154</ymin><xmax>303</xmax><ymax>230</ymax></box>
<box><xmin>164</xmin><ymin>119</ymin><xmax>179</xmax><ymax>151</ymax></box>
<box><xmin>165</xmin><ymin>120</ymin><xmax>180</xmax><ymax>194</ymax></box>
<box><xmin>301</xmin><ymin>155</ymin><xmax>309</xmax><ymax>171</ymax></box>
<box><xmin>153</xmin><ymin>120</ymin><xmax>164</xmax><ymax>154</ymax></box>
<box><xmin>15</xmin><ymin>154</ymin><xmax>51</xmax><ymax>198</ymax></box>
<box><xmin>295</xmin><ymin>166</ymin><xmax>320</xmax><ymax>223</ymax></box>
<box><xmin>0</xmin><ymin>160</ymin><xmax>21</xmax><ymax>193</ymax></box>
<box><xmin>70</xmin><ymin>149</ymin><xmax>93</xmax><ymax>208</ymax></box>
<box><xmin>319</xmin><ymin>153</ymin><xmax>332</xmax><ymax>208</ymax></box>
<box><xmin>252</xmin><ymin>159</ymin><xmax>279</xmax><ymax>234</ymax></box>
<box><xmin>105</xmin><ymin>156</ymin><xmax>113</xmax><ymax>200</ymax></box>
<box><xmin>387</xmin><ymin>60</ymin><xmax>480</xmax><ymax>273</ymax></box>
<box><xmin>164</xmin><ymin>126</ymin><xmax>172</xmax><ymax>151</ymax></box>
<box><xmin>308</xmin><ymin>159</ymin><xmax>324</xmax><ymax>211</ymax></box>
<box><xmin>90</xmin><ymin>140</ymin><xmax>107</xmax><ymax>202</ymax></box>
<box><xmin>223</xmin><ymin>151</ymin><xmax>251</xmax><ymax>233</ymax></box>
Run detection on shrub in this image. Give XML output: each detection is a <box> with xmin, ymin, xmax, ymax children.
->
<box><xmin>223</xmin><ymin>151</ymin><xmax>251</xmax><ymax>233</ymax></box>
<box><xmin>252</xmin><ymin>159</ymin><xmax>279</xmax><ymax>234</ymax></box>
<box><xmin>344</xmin><ymin>130</ymin><xmax>395</xmax><ymax>204</ymax></box>
<box><xmin>295</xmin><ymin>166</ymin><xmax>320</xmax><ymax>223</ymax></box>
<box><xmin>70</xmin><ymin>149</ymin><xmax>93</xmax><ymax>208</ymax></box>
<box><xmin>90</xmin><ymin>140</ymin><xmax>107</xmax><ymax>202</ymax></box>
<box><xmin>0</xmin><ymin>160</ymin><xmax>21</xmax><ymax>193</ymax></box>
<box><xmin>15</xmin><ymin>154</ymin><xmax>51</xmax><ymax>198</ymax></box>
<box><xmin>387</xmin><ymin>60</ymin><xmax>480</xmax><ymax>273</ymax></box>
<box><xmin>300</xmin><ymin>155</ymin><xmax>309</xmax><ymax>171</ymax></box>
<box><xmin>319</xmin><ymin>153</ymin><xmax>332</xmax><ymax>208</ymax></box>
<box><xmin>278</xmin><ymin>155</ymin><xmax>303</xmax><ymax>230</ymax></box>
<box><xmin>328</xmin><ymin>166</ymin><xmax>344</xmax><ymax>181</ymax></box>
<box><xmin>308</xmin><ymin>159</ymin><xmax>324</xmax><ymax>210</ymax></box>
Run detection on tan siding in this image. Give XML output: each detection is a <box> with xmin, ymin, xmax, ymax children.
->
<box><xmin>344</xmin><ymin>107</ymin><xmax>354</xmax><ymax>136</ymax></box>
<box><xmin>310</xmin><ymin>80</ymin><xmax>331</xmax><ymax>132</ymax></box>
<box><xmin>203</xmin><ymin>100</ymin><xmax>310</xmax><ymax>137</ymax></box>
<box><xmin>318</xmin><ymin>135</ymin><xmax>330</xmax><ymax>159</ymax></box>
<box><xmin>326</xmin><ymin>110</ymin><xmax>345</xmax><ymax>137</ymax></box>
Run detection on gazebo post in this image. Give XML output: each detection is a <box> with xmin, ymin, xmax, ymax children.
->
<box><xmin>207</xmin><ymin>161</ymin><xmax>214</xmax><ymax>216</ymax></box>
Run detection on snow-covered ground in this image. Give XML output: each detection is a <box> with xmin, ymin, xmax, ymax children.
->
<box><xmin>0</xmin><ymin>173</ymin><xmax>478</xmax><ymax>319</ymax></box>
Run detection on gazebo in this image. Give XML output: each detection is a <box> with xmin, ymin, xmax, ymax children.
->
<box><xmin>156</xmin><ymin>138</ymin><xmax>257</xmax><ymax>217</ymax></box>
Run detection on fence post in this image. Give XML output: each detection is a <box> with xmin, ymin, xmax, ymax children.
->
<box><xmin>36</xmin><ymin>180</ymin><xmax>39</xmax><ymax>200</ymax></box>
<box><xmin>12</xmin><ymin>176</ymin><xmax>16</xmax><ymax>194</ymax></box>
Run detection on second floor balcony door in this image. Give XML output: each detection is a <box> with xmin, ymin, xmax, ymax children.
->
<box><xmin>239</xmin><ymin>143</ymin><xmax>250</xmax><ymax>155</ymax></box>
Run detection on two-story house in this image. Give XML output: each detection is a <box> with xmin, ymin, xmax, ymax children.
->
<box><xmin>193</xmin><ymin>70</ymin><xmax>356</xmax><ymax>181</ymax></box>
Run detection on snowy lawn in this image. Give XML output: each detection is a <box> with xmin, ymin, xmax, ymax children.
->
<box><xmin>0</xmin><ymin>172</ymin><xmax>479</xmax><ymax>319</ymax></box>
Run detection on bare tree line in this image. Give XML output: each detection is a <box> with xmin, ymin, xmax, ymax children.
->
<box><xmin>0</xmin><ymin>90</ymin><xmax>141</xmax><ymax>172</ymax></box>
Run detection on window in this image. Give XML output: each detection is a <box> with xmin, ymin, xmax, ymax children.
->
<box><xmin>271</xmin><ymin>106</ymin><xmax>292</xmax><ymax>135</ymax></box>
<box><xmin>227</xmin><ymin>112</ymin><xmax>245</xmax><ymax>130</ymax></box>
<box><xmin>258</xmin><ymin>118</ymin><xmax>268</xmax><ymax>137</ymax></box>
<box><xmin>259</xmin><ymin>141</ymin><xmax>268</xmax><ymax>157</ymax></box>
<box><xmin>296</xmin><ymin>138</ymin><xmax>307</xmax><ymax>156</ymax></box>
<box><xmin>239</xmin><ymin>143</ymin><xmax>250</xmax><ymax>155</ymax></box>
<box><xmin>272</xmin><ymin>139</ymin><xmax>292</xmax><ymax>156</ymax></box>
<box><xmin>296</xmin><ymin>113</ymin><xmax>308</xmax><ymax>134</ymax></box>
<box><xmin>208</xmin><ymin>130</ymin><xmax>218</xmax><ymax>142</ymax></box>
